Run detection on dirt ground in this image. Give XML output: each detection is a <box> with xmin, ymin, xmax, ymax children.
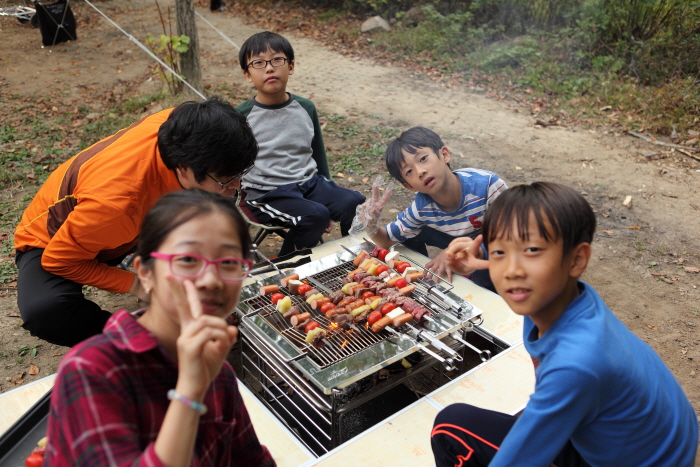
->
<box><xmin>1</xmin><ymin>0</ymin><xmax>700</xmax><ymax>439</ymax></box>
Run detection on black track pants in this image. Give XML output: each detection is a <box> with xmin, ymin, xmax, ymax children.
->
<box><xmin>16</xmin><ymin>248</ymin><xmax>114</xmax><ymax>347</ymax></box>
<box><xmin>431</xmin><ymin>403</ymin><xmax>589</xmax><ymax>467</ymax></box>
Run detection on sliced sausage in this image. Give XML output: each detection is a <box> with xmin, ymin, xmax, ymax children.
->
<box><xmin>353</xmin><ymin>250</ymin><xmax>370</xmax><ymax>266</ymax></box>
<box><xmin>392</xmin><ymin>313</ymin><xmax>414</xmax><ymax>328</ymax></box>
<box><xmin>294</xmin><ymin>319</ymin><xmax>310</xmax><ymax>332</ymax></box>
<box><xmin>291</xmin><ymin>312</ymin><xmax>312</xmax><ymax>327</ymax></box>
<box><xmin>406</xmin><ymin>272</ymin><xmax>424</xmax><ymax>283</ymax></box>
<box><xmin>386</xmin><ymin>276</ymin><xmax>403</xmax><ymax>287</ymax></box>
<box><xmin>259</xmin><ymin>284</ymin><xmax>280</xmax><ymax>295</ymax></box>
<box><xmin>371</xmin><ymin>316</ymin><xmax>392</xmax><ymax>333</ymax></box>
<box><xmin>345</xmin><ymin>299</ymin><xmax>366</xmax><ymax>313</ymax></box>
<box><xmin>336</xmin><ymin>296</ymin><xmax>355</xmax><ymax>308</ymax></box>
<box><xmin>311</xmin><ymin>297</ymin><xmax>331</xmax><ymax>310</ymax></box>
<box><xmin>280</xmin><ymin>273</ymin><xmax>300</xmax><ymax>287</ymax></box>
<box><xmin>399</xmin><ymin>285</ymin><xmax>415</xmax><ymax>295</ymax></box>
<box><xmin>325</xmin><ymin>308</ymin><xmax>345</xmax><ymax>319</ymax></box>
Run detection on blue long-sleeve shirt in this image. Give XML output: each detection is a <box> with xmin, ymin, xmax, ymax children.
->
<box><xmin>492</xmin><ymin>282</ymin><xmax>698</xmax><ymax>467</ymax></box>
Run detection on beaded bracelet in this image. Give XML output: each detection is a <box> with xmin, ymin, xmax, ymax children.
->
<box><xmin>167</xmin><ymin>389</ymin><xmax>208</xmax><ymax>415</ymax></box>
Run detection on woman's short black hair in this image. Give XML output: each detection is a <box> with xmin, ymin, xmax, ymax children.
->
<box><xmin>483</xmin><ymin>182</ymin><xmax>596</xmax><ymax>258</ymax></box>
<box><xmin>158</xmin><ymin>97</ymin><xmax>258</xmax><ymax>183</ymax></box>
<box><xmin>136</xmin><ymin>189</ymin><xmax>253</xmax><ymax>267</ymax></box>
<box><xmin>385</xmin><ymin>126</ymin><xmax>445</xmax><ymax>183</ymax></box>
<box><xmin>239</xmin><ymin>31</ymin><xmax>295</xmax><ymax>71</ymax></box>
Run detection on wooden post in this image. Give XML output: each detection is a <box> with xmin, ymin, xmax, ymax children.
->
<box><xmin>175</xmin><ymin>0</ymin><xmax>203</xmax><ymax>99</ymax></box>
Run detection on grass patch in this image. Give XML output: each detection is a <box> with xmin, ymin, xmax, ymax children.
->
<box><xmin>322</xmin><ymin>113</ymin><xmax>401</xmax><ymax>177</ymax></box>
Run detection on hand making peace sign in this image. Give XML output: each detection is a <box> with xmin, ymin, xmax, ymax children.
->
<box><xmin>170</xmin><ymin>277</ymin><xmax>238</xmax><ymax>399</ymax></box>
<box><xmin>356</xmin><ymin>176</ymin><xmax>395</xmax><ymax>234</ymax></box>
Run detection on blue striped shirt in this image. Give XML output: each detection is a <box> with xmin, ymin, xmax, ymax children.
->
<box><xmin>386</xmin><ymin>168</ymin><xmax>507</xmax><ymax>242</ymax></box>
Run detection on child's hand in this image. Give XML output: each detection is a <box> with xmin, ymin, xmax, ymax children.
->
<box><xmin>171</xmin><ymin>278</ymin><xmax>238</xmax><ymax>400</ymax></box>
<box><xmin>425</xmin><ymin>250</ymin><xmax>453</xmax><ymax>282</ymax></box>
<box><xmin>350</xmin><ymin>175</ymin><xmax>395</xmax><ymax>236</ymax></box>
<box><xmin>444</xmin><ymin>235</ymin><xmax>490</xmax><ymax>276</ymax></box>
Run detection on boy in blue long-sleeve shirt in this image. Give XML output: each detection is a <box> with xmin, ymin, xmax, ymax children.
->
<box><xmin>432</xmin><ymin>181</ymin><xmax>698</xmax><ymax>467</ymax></box>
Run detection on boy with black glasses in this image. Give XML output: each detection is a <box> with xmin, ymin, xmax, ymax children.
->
<box><xmin>237</xmin><ymin>31</ymin><xmax>365</xmax><ymax>256</ymax></box>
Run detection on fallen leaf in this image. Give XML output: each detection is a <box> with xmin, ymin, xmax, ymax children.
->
<box><xmin>650</xmin><ymin>272</ymin><xmax>665</xmax><ymax>277</ymax></box>
<box><xmin>515</xmin><ymin>166</ymin><xmax>522</xmax><ymax>170</ymax></box>
<box><xmin>347</xmin><ymin>177</ymin><xmax>354</xmax><ymax>182</ymax></box>
<box><xmin>629</xmin><ymin>226</ymin><xmax>641</xmax><ymax>229</ymax></box>
<box><xmin>459</xmin><ymin>152</ymin><xmax>465</xmax><ymax>158</ymax></box>
<box><xmin>336</xmin><ymin>172</ymin><xmax>344</xmax><ymax>178</ymax></box>
<box><xmin>684</xmin><ymin>267</ymin><xmax>700</xmax><ymax>273</ymax></box>
<box><xmin>10</xmin><ymin>378</ymin><xmax>24</xmax><ymax>384</ymax></box>
<box><xmin>646</xmin><ymin>324</ymin><xmax>658</xmax><ymax>331</ymax></box>
<box><xmin>6</xmin><ymin>313</ymin><xmax>20</xmax><ymax>318</ymax></box>
<box><xmin>601</xmin><ymin>230</ymin><xmax>615</xmax><ymax>235</ymax></box>
<box><xmin>28</xmin><ymin>364</ymin><xmax>39</xmax><ymax>375</ymax></box>
<box><xmin>52</xmin><ymin>353</ymin><xmax>63</xmax><ymax>357</ymax></box>
<box><xmin>622</xmin><ymin>195</ymin><xmax>632</xmax><ymax>208</ymax></box>
<box><xmin>361</xmin><ymin>177</ymin><xmax>369</xmax><ymax>183</ymax></box>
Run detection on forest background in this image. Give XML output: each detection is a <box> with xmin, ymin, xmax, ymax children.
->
<box><xmin>272</xmin><ymin>0</ymin><xmax>700</xmax><ymax>139</ymax></box>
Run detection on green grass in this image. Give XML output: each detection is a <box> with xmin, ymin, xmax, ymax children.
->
<box><xmin>322</xmin><ymin>113</ymin><xmax>401</xmax><ymax>177</ymax></box>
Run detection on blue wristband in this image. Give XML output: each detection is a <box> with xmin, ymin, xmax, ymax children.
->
<box><xmin>167</xmin><ymin>389</ymin><xmax>208</xmax><ymax>415</ymax></box>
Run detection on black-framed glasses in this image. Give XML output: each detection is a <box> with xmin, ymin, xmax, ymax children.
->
<box><xmin>207</xmin><ymin>165</ymin><xmax>253</xmax><ymax>189</ymax></box>
<box><xmin>247</xmin><ymin>57</ymin><xmax>288</xmax><ymax>69</ymax></box>
<box><xmin>150</xmin><ymin>252</ymin><xmax>252</xmax><ymax>282</ymax></box>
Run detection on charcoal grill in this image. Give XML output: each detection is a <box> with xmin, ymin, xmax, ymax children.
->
<box><xmin>236</xmin><ymin>241</ymin><xmax>510</xmax><ymax>455</ymax></box>
<box><xmin>237</xmin><ymin>242</ymin><xmax>483</xmax><ymax>393</ymax></box>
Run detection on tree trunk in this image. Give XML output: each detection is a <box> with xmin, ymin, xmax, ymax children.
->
<box><xmin>175</xmin><ymin>0</ymin><xmax>203</xmax><ymax>99</ymax></box>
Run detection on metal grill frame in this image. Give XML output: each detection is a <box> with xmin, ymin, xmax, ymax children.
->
<box><xmin>236</xmin><ymin>244</ymin><xmax>484</xmax><ymax>394</ymax></box>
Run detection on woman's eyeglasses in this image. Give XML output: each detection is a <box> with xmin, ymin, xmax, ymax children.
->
<box><xmin>150</xmin><ymin>252</ymin><xmax>252</xmax><ymax>282</ymax></box>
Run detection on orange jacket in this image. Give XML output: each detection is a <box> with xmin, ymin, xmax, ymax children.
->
<box><xmin>14</xmin><ymin>109</ymin><xmax>182</xmax><ymax>294</ymax></box>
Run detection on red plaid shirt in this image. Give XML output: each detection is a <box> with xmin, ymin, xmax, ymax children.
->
<box><xmin>44</xmin><ymin>309</ymin><xmax>275</xmax><ymax>467</ymax></box>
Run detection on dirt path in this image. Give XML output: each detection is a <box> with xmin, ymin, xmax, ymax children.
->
<box><xmin>2</xmin><ymin>0</ymin><xmax>699</xmax><ymax>428</ymax></box>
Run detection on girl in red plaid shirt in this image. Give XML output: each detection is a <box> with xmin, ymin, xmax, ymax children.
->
<box><xmin>44</xmin><ymin>189</ymin><xmax>275</xmax><ymax>467</ymax></box>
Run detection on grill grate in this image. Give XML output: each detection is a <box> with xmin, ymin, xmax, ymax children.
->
<box><xmin>240</xmin><ymin>264</ymin><xmax>387</xmax><ymax>369</ymax></box>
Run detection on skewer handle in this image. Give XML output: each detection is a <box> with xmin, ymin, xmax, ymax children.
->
<box><xmin>450</xmin><ymin>332</ymin><xmax>491</xmax><ymax>362</ymax></box>
<box><xmin>406</xmin><ymin>324</ymin><xmax>462</xmax><ymax>361</ymax></box>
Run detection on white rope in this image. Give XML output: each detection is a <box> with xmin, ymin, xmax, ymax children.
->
<box><xmin>195</xmin><ymin>11</ymin><xmax>240</xmax><ymax>50</ymax></box>
<box><xmin>82</xmin><ymin>0</ymin><xmax>206</xmax><ymax>100</ymax></box>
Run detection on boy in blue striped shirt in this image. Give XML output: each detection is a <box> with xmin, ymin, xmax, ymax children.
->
<box><xmin>360</xmin><ymin>126</ymin><xmax>507</xmax><ymax>288</ymax></box>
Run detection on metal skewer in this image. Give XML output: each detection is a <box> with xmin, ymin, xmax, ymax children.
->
<box><xmin>404</xmin><ymin>324</ymin><xmax>463</xmax><ymax>362</ymax></box>
<box><xmin>384</xmin><ymin>327</ymin><xmax>457</xmax><ymax>372</ymax></box>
